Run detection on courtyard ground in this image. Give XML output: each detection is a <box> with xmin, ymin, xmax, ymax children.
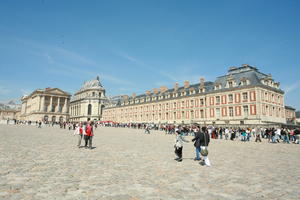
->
<box><xmin>0</xmin><ymin>124</ymin><xmax>299</xmax><ymax>200</ymax></box>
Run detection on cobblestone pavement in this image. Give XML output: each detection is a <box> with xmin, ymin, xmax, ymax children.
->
<box><xmin>0</xmin><ymin>124</ymin><xmax>299</xmax><ymax>200</ymax></box>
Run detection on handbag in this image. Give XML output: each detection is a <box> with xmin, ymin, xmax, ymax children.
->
<box><xmin>200</xmin><ymin>132</ymin><xmax>209</xmax><ymax>156</ymax></box>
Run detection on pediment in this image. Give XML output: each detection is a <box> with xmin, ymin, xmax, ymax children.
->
<box><xmin>45</xmin><ymin>88</ymin><xmax>70</xmax><ymax>96</ymax></box>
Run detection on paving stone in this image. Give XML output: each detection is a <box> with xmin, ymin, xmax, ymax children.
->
<box><xmin>1</xmin><ymin>124</ymin><xmax>300</xmax><ymax>199</ymax></box>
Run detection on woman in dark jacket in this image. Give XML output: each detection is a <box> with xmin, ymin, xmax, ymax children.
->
<box><xmin>199</xmin><ymin>127</ymin><xmax>211</xmax><ymax>167</ymax></box>
<box><xmin>191</xmin><ymin>126</ymin><xmax>202</xmax><ymax>161</ymax></box>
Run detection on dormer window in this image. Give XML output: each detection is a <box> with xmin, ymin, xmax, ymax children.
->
<box><xmin>228</xmin><ymin>81</ymin><xmax>233</xmax><ymax>88</ymax></box>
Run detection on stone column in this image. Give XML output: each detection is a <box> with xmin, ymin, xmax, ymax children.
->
<box><xmin>63</xmin><ymin>98</ymin><xmax>67</xmax><ymax>113</ymax></box>
<box><xmin>57</xmin><ymin>97</ymin><xmax>61</xmax><ymax>112</ymax></box>
<box><xmin>40</xmin><ymin>96</ymin><xmax>45</xmax><ymax>112</ymax></box>
<box><xmin>49</xmin><ymin>96</ymin><xmax>53</xmax><ymax>112</ymax></box>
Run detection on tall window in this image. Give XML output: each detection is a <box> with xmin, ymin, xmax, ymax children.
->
<box><xmin>242</xmin><ymin>92</ymin><xmax>248</xmax><ymax>101</ymax></box>
<box><xmin>190</xmin><ymin>110</ymin><xmax>194</xmax><ymax>119</ymax></box>
<box><xmin>200</xmin><ymin>99</ymin><xmax>204</xmax><ymax>106</ymax></box>
<box><xmin>216</xmin><ymin>108</ymin><xmax>220</xmax><ymax>117</ymax></box>
<box><xmin>181</xmin><ymin>101</ymin><xmax>185</xmax><ymax>108</ymax></box>
<box><xmin>216</xmin><ymin>96</ymin><xmax>220</xmax><ymax>104</ymax></box>
<box><xmin>88</xmin><ymin>104</ymin><xmax>92</xmax><ymax>115</ymax></box>
<box><xmin>200</xmin><ymin>110</ymin><xmax>204</xmax><ymax>118</ymax></box>
<box><xmin>228</xmin><ymin>94</ymin><xmax>233</xmax><ymax>103</ymax></box>
<box><xmin>229</xmin><ymin>107</ymin><xmax>234</xmax><ymax>117</ymax></box>
<box><xmin>243</xmin><ymin>105</ymin><xmax>249</xmax><ymax>116</ymax></box>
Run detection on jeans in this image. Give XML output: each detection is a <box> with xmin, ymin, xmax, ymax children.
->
<box><xmin>88</xmin><ymin>136</ymin><xmax>93</xmax><ymax>148</ymax></box>
<box><xmin>195</xmin><ymin>147</ymin><xmax>201</xmax><ymax>160</ymax></box>
<box><xmin>283</xmin><ymin>135</ymin><xmax>289</xmax><ymax>143</ymax></box>
<box><xmin>77</xmin><ymin>134</ymin><xmax>82</xmax><ymax>146</ymax></box>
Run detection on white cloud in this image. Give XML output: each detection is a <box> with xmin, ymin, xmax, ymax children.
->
<box><xmin>101</xmin><ymin>74</ymin><xmax>134</xmax><ymax>86</ymax></box>
<box><xmin>284</xmin><ymin>82</ymin><xmax>300</xmax><ymax>94</ymax></box>
<box><xmin>20</xmin><ymin>89</ymin><xmax>32</xmax><ymax>96</ymax></box>
<box><xmin>53</xmin><ymin>47</ymin><xmax>96</xmax><ymax>66</ymax></box>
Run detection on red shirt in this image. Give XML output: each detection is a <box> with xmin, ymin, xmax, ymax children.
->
<box><xmin>85</xmin><ymin>125</ymin><xmax>94</xmax><ymax>136</ymax></box>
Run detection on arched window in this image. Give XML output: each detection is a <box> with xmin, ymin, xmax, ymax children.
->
<box><xmin>52</xmin><ymin>116</ymin><xmax>56</xmax><ymax>122</ymax></box>
<box><xmin>88</xmin><ymin>104</ymin><xmax>92</xmax><ymax>115</ymax></box>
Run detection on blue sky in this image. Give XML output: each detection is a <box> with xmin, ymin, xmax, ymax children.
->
<box><xmin>0</xmin><ymin>0</ymin><xmax>299</xmax><ymax>109</ymax></box>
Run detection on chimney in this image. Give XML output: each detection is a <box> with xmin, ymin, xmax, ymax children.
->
<box><xmin>184</xmin><ymin>80</ymin><xmax>190</xmax><ymax>88</ymax></box>
<box><xmin>200</xmin><ymin>77</ymin><xmax>205</xmax><ymax>86</ymax></box>
<box><xmin>146</xmin><ymin>90</ymin><xmax>151</xmax><ymax>96</ymax></box>
<box><xmin>174</xmin><ymin>82</ymin><xmax>179</xmax><ymax>91</ymax></box>
<box><xmin>122</xmin><ymin>95</ymin><xmax>129</xmax><ymax>100</ymax></box>
<box><xmin>160</xmin><ymin>86</ymin><xmax>168</xmax><ymax>93</ymax></box>
<box><xmin>153</xmin><ymin>88</ymin><xmax>159</xmax><ymax>95</ymax></box>
<box><xmin>132</xmin><ymin>93</ymin><xmax>136</xmax><ymax>98</ymax></box>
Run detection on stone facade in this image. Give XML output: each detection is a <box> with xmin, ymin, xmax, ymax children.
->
<box><xmin>20</xmin><ymin>88</ymin><xmax>71</xmax><ymax>122</ymax></box>
<box><xmin>285</xmin><ymin>106</ymin><xmax>296</xmax><ymax>125</ymax></box>
<box><xmin>0</xmin><ymin>109</ymin><xmax>20</xmax><ymax>120</ymax></box>
<box><xmin>102</xmin><ymin>65</ymin><xmax>287</xmax><ymax>126</ymax></box>
<box><xmin>69</xmin><ymin>76</ymin><xmax>107</xmax><ymax>122</ymax></box>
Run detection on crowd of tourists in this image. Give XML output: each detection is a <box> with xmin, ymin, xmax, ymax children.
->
<box><xmin>100</xmin><ymin>122</ymin><xmax>300</xmax><ymax>144</ymax></box>
<box><xmin>4</xmin><ymin>119</ymin><xmax>300</xmax><ymax>164</ymax></box>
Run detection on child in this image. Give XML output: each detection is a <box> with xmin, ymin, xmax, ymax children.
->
<box><xmin>174</xmin><ymin>127</ymin><xmax>189</xmax><ymax>162</ymax></box>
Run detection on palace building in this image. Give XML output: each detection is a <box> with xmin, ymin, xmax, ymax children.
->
<box><xmin>101</xmin><ymin>64</ymin><xmax>286</xmax><ymax>126</ymax></box>
<box><xmin>69</xmin><ymin>76</ymin><xmax>107</xmax><ymax>122</ymax></box>
<box><xmin>20</xmin><ymin>88</ymin><xmax>71</xmax><ymax>122</ymax></box>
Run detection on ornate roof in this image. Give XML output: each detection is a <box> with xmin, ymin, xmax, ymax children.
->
<box><xmin>79</xmin><ymin>76</ymin><xmax>104</xmax><ymax>92</ymax></box>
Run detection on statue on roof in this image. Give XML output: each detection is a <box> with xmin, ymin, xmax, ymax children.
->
<box><xmin>80</xmin><ymin>76</ymin><xmax>103</xmax><ymax>91</ymax></box>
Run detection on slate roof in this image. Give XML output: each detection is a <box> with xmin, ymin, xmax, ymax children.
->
<box><xmin>296</xmin><ymin>111</ymin><xmax>300</xmax><ymax>118</ymax></box>
<box><xmin>108</xmin><ymin>65</ymin><xmax>284</xmax><ymax>107</ymax></box>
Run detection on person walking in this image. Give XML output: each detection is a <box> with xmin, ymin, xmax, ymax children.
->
<box><xmin>174</xmin><ymin>127</ymin><xmax>189</xmax><ymax>162</ymax></box>
<box><xmin>38</xmin><ymin>121</ymin><xmax>42</xmax><ymax>128</ymax></box>
<box><xmin>199</xmin><ymin>127</ymin><xmax>211</xmax><ymax>167</ymax></box>
<box><xmin>85</xmin><ymin>122</ymin><xmax>94</xmax><ymax>149</ymax></box>
<box><xmin>255</xmin><ymin>128</ymin><xmax>262</xmax><ymax>142</ymax></box>
<box><xmin>191</xmin><ymin>126</ymin><xmax>201</xmax><ymax>161</ymax></box>
<box><xmin>74</xmin><ymin>123</ymin><xmax>83</xmax><ymax>147</ymax></box>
